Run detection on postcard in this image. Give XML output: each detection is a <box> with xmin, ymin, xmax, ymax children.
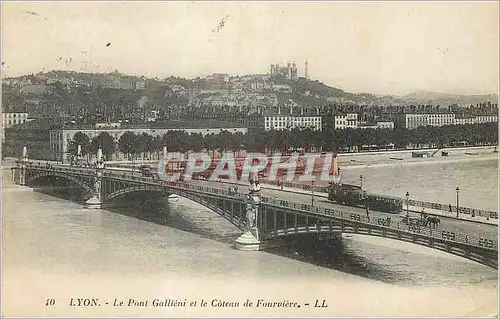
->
<box><xmin>1</xmin><ymin>1</ymin><xmax>498</xmax><ymax>317</ymax></box>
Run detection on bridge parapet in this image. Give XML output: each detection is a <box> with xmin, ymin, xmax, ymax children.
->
<box><xmin>262</xmin><ymin>179</ymin><xmax>498</xmax><ymax>220</ymax></box>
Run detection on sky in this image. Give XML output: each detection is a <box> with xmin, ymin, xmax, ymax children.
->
<box><xmin>1</xmin><ymin>1</ymin><xmax>499</xmax><ymax>96</ymax></box>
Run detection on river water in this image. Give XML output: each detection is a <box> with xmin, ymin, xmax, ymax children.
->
<box><xmin>2</xmin><ymin>155</ymin><xmax>498</xmax><ymax>317</ymax></box>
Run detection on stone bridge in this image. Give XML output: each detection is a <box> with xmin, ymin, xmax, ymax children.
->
<box><xmin>12</xmin><ymin>161</ymin><xmax>498</xmax><ymax>269</ymax></box>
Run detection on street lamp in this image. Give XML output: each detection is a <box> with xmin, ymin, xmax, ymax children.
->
<box><xmin>311</xmin><ymin>180</ymin><xmax>315</xmax><ymax>207</ymax></box>
<box><xmin>406</xmin><ymin>191</ymin><xmax>410</xmax><ymax>219</ymax></box>
<box><xmin>360</xmin><ymin>175</ymin><xmax>363</xmax><ymax>190</ymax></box>
<box><xmin>456</xmin><ymin>187</ymin><xmax>460</xmax><ymax>218</ymax></box>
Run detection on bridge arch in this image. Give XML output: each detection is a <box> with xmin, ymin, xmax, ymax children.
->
<box><xmin>106</xmin><ymin>186</ymin><xmax>165</xmax><ymax>202</ymax></box>
<box><xmin>265</xmin><ymin>225</ymin><xmax>498</xmax><ymax>269</ymax></box>
<box><xmin>105</xmin><ymin>183</ymin><xmax>246</xmax><ymax>231</ymax></box>
<box><xmin>25</xmin><ymin>171</ymin><xmax>94</xmax><ymax>194</ymax></box>
<box><xmin>170</xmin><ymin>188</ymin><xmax>246</xmax><ymax>231</ymax></box>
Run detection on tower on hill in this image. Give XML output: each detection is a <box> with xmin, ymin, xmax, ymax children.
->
<box><xmin>305</xmin><ymin>60</ymin><xmax>309</xmax><ymax>79</ymax></box>
<box><xmin>269</xmin><ymin>62</ymin><xmax>298</xmax><ymax>81</ymax></box>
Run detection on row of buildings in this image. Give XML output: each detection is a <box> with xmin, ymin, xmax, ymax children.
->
<box><xmin>262</xmin><ymin>106</ymin><xmax>498</xmax><ymax>131</ymax></box>
<box><xmin>4</xmin><ymin>105</ymin><xmax>497</xmax><ymax>162</ymax></box>
<box><xmin>4</xmin><ymin>107</ymin><xmax>498</xmax><ymax>144</ymax></box>
<box><xmin>395</xmin><ymin>113</ymin><xmax>498</xmax><ymax>129</ymax></box>
<box><xmin>4</xmin><ymin>120</ymin><xmax>248</xmax><ymax>162</ymax></box>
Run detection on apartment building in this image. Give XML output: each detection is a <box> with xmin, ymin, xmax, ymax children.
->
<box><xmin>333</xmin><ymin>113</ymin><xmax>358</xmax><ymax>130</ymax></box>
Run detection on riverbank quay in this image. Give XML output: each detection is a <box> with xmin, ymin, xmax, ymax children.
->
<box><xmin>336</xmin><ymin>145</ymin><xmax>498</xmax><ymax>168</ymax></box>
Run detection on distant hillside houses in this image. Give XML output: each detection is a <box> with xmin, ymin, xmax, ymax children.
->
<box><xmin>19</xmin><ymin>84</ymin><xmax>48</xmax><ymax>95</ymax></box>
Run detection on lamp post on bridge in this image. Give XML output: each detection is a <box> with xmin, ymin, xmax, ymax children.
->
<box><xmin>456</xmin><ymin>187</ymin><xmax>460</xmax><ymax>218</ymax></box>
<box><xmin>311</xmin><ymin>180</ymin><xmax>315</xmax><ymax>207</ymax></box>
<box><xmin>235</xmin><ymin>172</ymin><xmax>262</xmax><ymax>251</ymax></box>
<box><xmin>85</xmin><ymin>148</ymin><xmax>105</xmax><ymax>209</ymax></box>
<box><xmin>406</xmin><ymin>191</ymin><xmax>410</xmax><ymax>220</ymax></box>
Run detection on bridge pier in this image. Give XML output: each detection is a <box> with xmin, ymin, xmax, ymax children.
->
<box><xmin>84</xmin><ymin>196</ymin><xmax>106</xmax><ymax>209</ymax></box>
<box><xmin>84</xmin><ymin>154</ymin><xmax>106</xmax><ymax>209</ymax></box>
<box><xmin>235</xmin><ymin>175</ymin><xmax>264</xmax><ymax>251</ymax></box>
<box><xmin>14</xmin><ymin>146</ymin><xmax>29</xmax><ymax>185</ymax></box>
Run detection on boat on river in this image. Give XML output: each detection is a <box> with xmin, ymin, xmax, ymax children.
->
<box><xmin>168</xmin><ymin>194</ymin><xmax>179</xmax><ymax>203</ymax></box>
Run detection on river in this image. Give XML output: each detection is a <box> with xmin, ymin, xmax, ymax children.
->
<box><xmin>1</xmin><ymin>155</ymin><xmax>498</xmax><ymax>317</ymax></box>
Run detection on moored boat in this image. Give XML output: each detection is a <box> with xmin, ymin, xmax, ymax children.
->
<box><xmin>168</xmin><ymin>194</ymin><xmax>179</xmax><ymax>203</ymax></box>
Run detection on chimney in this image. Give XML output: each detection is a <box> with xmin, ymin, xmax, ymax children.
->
<box><xmin>290</xmin><ymin>106</ymin><xmax>293</xmax><ymax>115</ymax></box>
<box><xmin>317</xmin><ymin>107</ymin><xmax>319</xmax><ymax>115</ymax></box>
<box><xmin>278</xmin><ymin>106</ymin><xmax>281</xmax><ymax>115</ymax></box>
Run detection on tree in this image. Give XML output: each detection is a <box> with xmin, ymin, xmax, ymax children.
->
<box><xmin>136</xmin><ymin>132</ymin><xmax>152</xmax><ymax>159</ymax></box>
<box><xmin>68</xmin><ymin>132</ymin><xmax>91</xmax><ymax>158</ymax></box>
<box><xmin>118</xmin><ymin>131</ymin><xmax>137</xmax><ymax>160</ymax></box>
<box><xmin>91</xmin><ymin>132</ymin><xmax>116</xmax><ymax>160</ymax></box>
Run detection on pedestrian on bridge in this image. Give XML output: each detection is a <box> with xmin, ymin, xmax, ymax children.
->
<box><xmin>421</xmin><ymin>208</ymin><xmax>426</xmax><ymax>221</ymax></box>
<box><xmin>449</xmin><ymin>204</ymin><xmax>452</xmax><ymax>214</ymax></box>
<box><xmin>365</xmin><ymin>205</ymin><xmax>370</xmax><ymax>221</ymax></box>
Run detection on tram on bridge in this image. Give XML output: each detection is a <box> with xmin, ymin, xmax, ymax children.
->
<box><xmin>327</xmin><ymin>183</ymin><xmax>403</xmax><ymax>214</ymax></box>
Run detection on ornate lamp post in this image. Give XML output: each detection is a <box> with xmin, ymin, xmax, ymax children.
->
<box><xmin>406</xmin><ymin>191</ymin><xmax>410</xmax><ymax>219</ymax></box>
<box><xmin>311</xmin><ymin>180</ymin><xmax>315</xmax><ymax>207</ymax></box>
<box><xmin>456</xmin><ymin>187</ymin><xmax>460</xmax><ymax>218</ymax></box>
<box><xmin>235</xmin><ymin>173</ymin><xmax>262</xmax><ymax>251</ymax></box>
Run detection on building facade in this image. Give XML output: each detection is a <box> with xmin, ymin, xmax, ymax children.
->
<box><xmin>50</xmin><ymin>125</ymin><xmax>249</xmax><ymax>162</ymax></box>
<box><xmin>264</xmin><ymin>115</ymin><xmax>322</xmax><ymax>131</ymax></box>
<box><xmin>358</xmin><ymin>121</ymin><xmax>395</xmax><ymax>130</ymax></box>
<box><xmin>475</xmin><ymin>115</ymin><xmax>498</xmax><ymax>124</ymax></box>
<box><xmin>454</xmin><ymin>116</ymin><xmax>476</xmax><ymax>125</ymax></box>
<box><xmin>333</xmin><ymin>113</ymin><xmax>358</xmax><ymax>130</ymax></box>
<box><xmin>427</xmin><ymin>113</ymin><xmax>455</xmax><ymax>127</ymax></box>
<box><xmin>3</xmin><ymin>120</ymin><xmax>53</xmax><ymax>160</ymax></box>
<box><xmin>396</xmin><ymin>113</ymin><xmax>497</xmax><ymax>129</ymax></box>
<box><xmin>376</xmin><ymin>121</ymin><xmax>395</xmax><ymax>129</ymax></box>
<box><xmin>2</xmin><ymin>112</ymin><xmax>31</xmax><ymax>141</ymax></box>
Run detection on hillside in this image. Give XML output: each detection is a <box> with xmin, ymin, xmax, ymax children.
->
<box><xmin>397</xmin><ymin>91</ymin><xmax>498</xmax><ymax>106</ymax></box>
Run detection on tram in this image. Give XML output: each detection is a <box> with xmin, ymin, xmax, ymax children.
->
<box><xmin>327</xmin><ymin>183</ymin><xmax>403</xmax><ymax>214</ymax></box>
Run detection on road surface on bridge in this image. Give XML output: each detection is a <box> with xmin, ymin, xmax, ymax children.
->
<box><xmin>186</xmin><ymin>179</ymin><xmax>498</xmax><ymax>240</ymax></box>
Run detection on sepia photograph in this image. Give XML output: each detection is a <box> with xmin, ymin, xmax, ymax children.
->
<box><xmin>1</xmin><ymin>1</ymin><xmax>498</xmax><ymax>317</ymax></box>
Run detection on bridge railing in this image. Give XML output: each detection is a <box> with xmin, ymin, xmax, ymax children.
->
<box><xmin>22</xmin><ymin>164</ymin><xmax>498</xmax><ymax>219</ymax></box>
<box><xmin>260</xmin><ymin>179</ymin><xmax>498</xmax><ymax>220</ymax></box>
<box><xmin>257</xmin><ymin>197</ymin><xmax>498</xmax><ymax>250</ymax></box>
<box><xmin>22</xmin><ymin>163</ymin><xmax>96</xmax><ymax>175</ymax></box>
<box><xmin>407</xmin><ymin>199</ymin><xmax>498</xmax><ymax>220</ymax></box>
